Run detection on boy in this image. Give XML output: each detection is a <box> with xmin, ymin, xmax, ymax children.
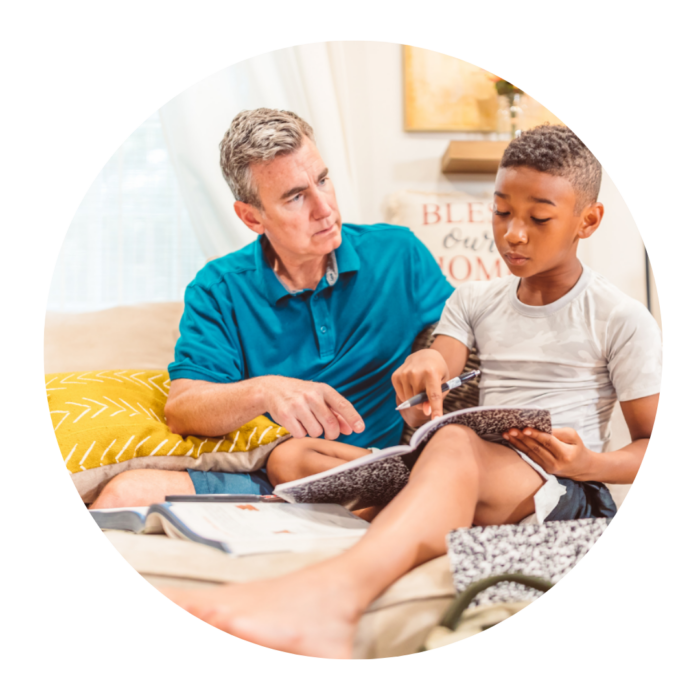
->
<box><xmin>162</xmin><ymin>125</ymin><xmax>661</xmax><ymax>658</ymax></box>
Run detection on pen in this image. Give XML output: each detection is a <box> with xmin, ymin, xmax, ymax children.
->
<box><xmin>395</xmin><ymin>369</ymin><xmax>481</xmax><ymax>411</ymax></box>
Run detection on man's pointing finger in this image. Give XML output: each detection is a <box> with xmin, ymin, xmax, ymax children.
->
<box><xmin>324</xmin><ymin>387</ymin><xmax>365</xmax><ymax>433</ymax></box>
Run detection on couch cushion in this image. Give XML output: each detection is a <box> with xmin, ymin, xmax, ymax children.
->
<box><xmin>44</xmin><ymin>302</ymin><xmax>184</xmax><ymax>374</ymax></box>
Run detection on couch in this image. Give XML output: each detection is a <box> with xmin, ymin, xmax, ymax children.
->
<box><xmin>44</xmin><ymin>301</ymin><xmax>632</xmax><ymax>658</ymax></box>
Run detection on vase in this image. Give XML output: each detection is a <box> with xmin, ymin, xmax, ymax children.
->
<box><xmin>496</xmin><ymin>95</ymin><xmax>511</xmax><ymax>139</ymax></box>
<box><xmin>510</xmin><ymin>93</ymin><xmax>523</xmax><ymax>138</ymax></box>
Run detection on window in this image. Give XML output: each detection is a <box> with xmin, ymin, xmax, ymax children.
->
<box><xmin>47</xmin><ymin>112</ymin><xmax>205</xmax><ymax>312</ymax></box>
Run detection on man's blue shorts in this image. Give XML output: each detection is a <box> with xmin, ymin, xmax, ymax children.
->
<box><xmin>187</xmin><ymin>469</ymin><xmax>275</xmax><ymax>495</ymax></box>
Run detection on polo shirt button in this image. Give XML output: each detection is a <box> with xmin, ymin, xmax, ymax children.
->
<box><xmin>320</xmin><ymin>326</ymin><xmax>327</xmax><ymax>334</ymax></box>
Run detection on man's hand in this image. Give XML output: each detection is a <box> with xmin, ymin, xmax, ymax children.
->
<box><xmin>503</xmin><ymin>427</ymin><xmax>595</xmax><ymax>481</ymax></box>
<box><xmin>264</xmin><ymin>376</ymin><xmax>365</xmax><ymax>440</ymax></box>
<box><xmin>392</xmin><ymin>349</ymin><xmax>450</xmax><ymax>424</ymax></box>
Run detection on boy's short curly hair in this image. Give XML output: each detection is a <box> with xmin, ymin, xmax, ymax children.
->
<box><xmin>500</xmin><ymin>125</ymin><xmax>602</xmax><ymax>211</ymax></box>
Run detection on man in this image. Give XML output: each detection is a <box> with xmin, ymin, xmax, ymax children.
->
<box><xmin>89</xmin><ymin>108</ymin><xmax>453</xmax><ymax>508</ymax></box>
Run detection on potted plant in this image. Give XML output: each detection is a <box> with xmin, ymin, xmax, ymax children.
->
<box><xmin>488</xmin><ymin>75</ymin><xmax>524</xmax><ymax>140</ymax></box>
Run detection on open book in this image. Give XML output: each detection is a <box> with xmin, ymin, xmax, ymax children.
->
<box><xmin>90</xmin><ymin>501</ymin><xmax>369</xmax><ymax>556</ymax></box>
<box><xmin>274</xmin><ymin>406</ymin><xmax>551</xmax><ymax>510</ymax></box>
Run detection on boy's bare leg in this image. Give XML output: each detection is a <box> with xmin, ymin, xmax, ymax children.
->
<box><xmin>161</xmin><ymin>424</ymin><xmax>544</xmax><ymax>658</ymax></box>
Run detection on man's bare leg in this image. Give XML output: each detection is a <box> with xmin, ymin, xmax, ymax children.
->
<box><xmin>89</xmin><ymin>470</ymin><xmax>195</xmax><ymax>509</ymax></box>
<box><xmin>90</xmin><ymin>440</ymin><xmax>366</xmax><ymax>510</ymax></box>
<box><xmin>161</xmin><ymin>425</ymin><xmax>544</xmax><ymax>658</ymax></box>
<box><xmin>267</xmin><ymin>438</ymin><xmax>383</xmax><ymax>521</ymax></box>
<box><xmin>266</xmin><ymin>438</ymin><xmax>371</xmax><ymax>486</ymax></box>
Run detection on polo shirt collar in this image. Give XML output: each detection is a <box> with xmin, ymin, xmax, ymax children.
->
<box><xmin>255</xmin><ymin>237</ymin><xmax>290</xmax><ymax>305</ymax></box>
<box><xmin>334</xmin><ymin>228</ymin><xmax>361</xmax><ymax>275</ymax></box>
<box><xmin>255</xmin><ymin>228</ymin><xmax>361</xmax><ymax>305</ymax></box>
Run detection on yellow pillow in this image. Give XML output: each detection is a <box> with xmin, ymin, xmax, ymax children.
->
<box><xmin>46</xmin><ymin>369</ymin><xmax>289</xmax><ymax>502</ymax></box>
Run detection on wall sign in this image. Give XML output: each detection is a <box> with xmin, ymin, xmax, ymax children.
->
<box><xmin>387</xmin><ymin>191</ymin><xmax>510</xmax><ymax>286</ymax></box>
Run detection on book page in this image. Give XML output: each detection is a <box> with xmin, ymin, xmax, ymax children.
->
<box><xmin>91</xmin><ymin>507</ymin><xmax>150</xmax><ymax>515</ymax></box>
<box><xmin>161</xmin><ymin>502</ymin><xmax>368</xmax><ymax>554</ymax></box>
<box><xmin>90</xmin><ymin>507</ymin><xmax>150</xmax><ymax>533</ymax></box>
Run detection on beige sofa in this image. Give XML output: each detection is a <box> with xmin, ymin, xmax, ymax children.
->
<box><xmin>44</xmin><ymin>301</ymin><xmax>631</xmax><ymax>658</ymax></box>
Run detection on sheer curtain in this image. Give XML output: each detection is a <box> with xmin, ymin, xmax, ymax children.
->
<box><xmin>159</xmin><ymin>42</ymin><xmax>362</xmax><ymax>259</ymax></box>
<box><xmin>47</xmin><ymin>113</ymin><xmax>206</xmax><ymax>312</ymax></box>
<box><xmin>47</xmin><ymin>43</ymin><xmax>362</xmax><ymax>312</ymax></box>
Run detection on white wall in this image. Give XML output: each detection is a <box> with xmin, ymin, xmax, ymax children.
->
<box><xmin>579</xmin><ymin>172</ymin><xmax>650</xmax><ymax>313</ymax></box>
<box><xmin>333</xmin><ymin>41</ymin><xmax>657</xmax><ymax>318</ymax></box>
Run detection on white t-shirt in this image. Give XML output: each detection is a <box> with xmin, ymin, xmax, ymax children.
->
<box><xmin>434</xmin><ymin>264</ymin><xmax>662</xmax><ymax>521</ymax></box>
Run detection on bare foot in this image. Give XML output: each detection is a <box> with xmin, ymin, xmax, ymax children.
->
<box><xmin>160</xmin><ymin>562</ymin><xmax>365</xmax><ymax>659</ymax></box>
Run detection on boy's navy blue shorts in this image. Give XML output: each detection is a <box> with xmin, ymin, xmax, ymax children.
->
<box><xmin>544</xmin><ymin>477</ymin><xmax>617</xmax><ymax>521</ymax></box>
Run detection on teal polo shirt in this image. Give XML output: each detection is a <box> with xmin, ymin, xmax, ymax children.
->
<box><xmin>168</xmin><ymin>223</ymin><xmax>454</xmax><ymax>449</ymax></box>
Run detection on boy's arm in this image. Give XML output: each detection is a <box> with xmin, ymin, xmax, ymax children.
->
<box><xmin>392</xmin><ymin>335</ymin><xmax>469</xmax><ymax>428</ymax></box>
<box><xmin>589</xmin><ymin>394</ymin><xmax>661</xmax><ymax>484</ymax></box>
<box><xmin>503</xmin><ymin>393</ymin><xmax>659</xmax><ymax>484</ymax></box>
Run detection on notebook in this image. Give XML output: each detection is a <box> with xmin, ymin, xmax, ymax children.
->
<box><xmin>275</xmin><ymin>406</ymin><xmax>551</xmax><ymax>509</ymax></box>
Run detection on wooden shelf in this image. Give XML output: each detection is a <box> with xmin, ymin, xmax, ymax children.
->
<box><xmin>441</xmin><ymin>140</ymin><xmax>509</xmax><ymax>174</ymax></box>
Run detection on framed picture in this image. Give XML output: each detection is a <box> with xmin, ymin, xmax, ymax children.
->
<box><xmin>403</xmin><ymin>45</ymin><xmax>564</xmax><ymax>133</ymax></box>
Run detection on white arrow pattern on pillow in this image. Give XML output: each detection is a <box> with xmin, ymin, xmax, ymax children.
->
<box><xmin>132</xmin><ymin>437</ymin><xmax>150</xmax><ymax>458</ymax></box>
<box><xmin>100</xmin><ymin>439</ymin><xmax>117</xmax><ymax>465</ymax></box>
<box><xmin>149</xmin><ymin>439</ymin><xmax>169</xmax><ymax>456</ymax></box>
<box><xmin>64</xmin><ymin>443</ymin><xmax>77</xmax><ymax>465</ymax></box>
<box><xmin>77</xmin><ymin>372</ymin><xmax>103</xmax><ymax>382</ymax></box>
<box><xmin>103</xmin><ymin>396</ymin><xmax>126</xmax><ymax>417</ymax></box>
<box><xmin>50</xmin><ymin>410</ymin><xmax>69</xmax><ymax>430</ymax></box>
<box><xmin>78</xmin><ymin>441</ymin><xmax>96</xmax><ymax>469</ymax></box>
<box><xmin>66</xmin><ymin>401</ymin><xmax>92</xmax><ymax>423</ymax></box>
<box><xmin>85</xmin><ymin>398</ymin><xmax>108</xmax><ymax>418</ymax></box>
<box><xmin>114</xmin><ymin>436</ymin><xmax>135</xmax><ymax>462</ymax></box>
<box><xmin>245</xmin><ymin>428</ymin><xmax>257</xmax><ymax>450</ymax></box>
<box><xmin>148</xmin><ymin>374</ymin><xmax>169</xmax><ymax>397</ymax></box>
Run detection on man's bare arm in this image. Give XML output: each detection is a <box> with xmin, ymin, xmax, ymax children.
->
<box><xmin>164</xmin><ymin>376</ymin><xmax>365</xmax><ymax>440</ymax></box>
<box><xmin>164</xmin><ymin>377</ymin><xmax>272</xmax><ymax>436</ymax></box>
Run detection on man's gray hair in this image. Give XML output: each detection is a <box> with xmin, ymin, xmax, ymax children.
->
<box><xmin>219</xmin><ymin>108</ymin><xmax>315</xmax><ymax>208</ymax></box>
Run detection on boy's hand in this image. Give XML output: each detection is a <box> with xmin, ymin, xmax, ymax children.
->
<box><xmin>392</xmin><ymin>349</ymin><xmax>450</xmax><ymax>422</ymax></box>
<box><xmin>503</xmin><ymin>427</ymin><xmax>595</xmax><ymax>481</ymax></box>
